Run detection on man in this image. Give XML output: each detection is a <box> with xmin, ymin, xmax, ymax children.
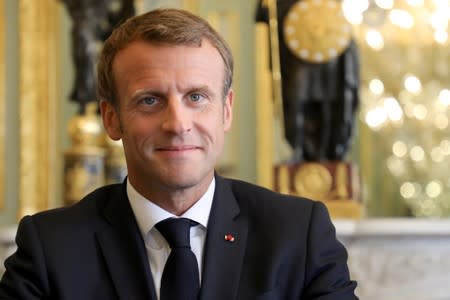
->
<box><xmin>0</xmin><ymin>8</ymin><xmax>358</xmax><ymax>300</ymax></box>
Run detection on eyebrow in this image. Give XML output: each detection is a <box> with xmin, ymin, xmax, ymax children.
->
<box><xmin>189</xmin><ymin>85</ymin><xmax>216</xmax><ymax>98</ymax></box>
<box><xmin>130</xmin><ymin>88</ymin><xmax>164</xmax><ymax>99</ymax></box>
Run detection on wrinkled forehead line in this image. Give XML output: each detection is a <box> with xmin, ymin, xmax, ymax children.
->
<box><xmin>113</xmin><ymin>37</ymin><xmax>221</xmax><ymax>63</ymax></box>
<box><xmin>111</xmin><ymin>38</ymin><xmax>227</xmax><ymax>83</ymax></box>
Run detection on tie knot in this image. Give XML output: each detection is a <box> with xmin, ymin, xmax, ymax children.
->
<box><xmin>156</xmin><ymin>218</ymin><xmax>196</xmax><ymax>249</ymax></box>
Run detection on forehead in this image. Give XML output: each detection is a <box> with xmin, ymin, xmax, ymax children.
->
<box><xmin>112</xmin><ymin>39</ymin><xmax>225</xmax><ymax>77</ymax></box>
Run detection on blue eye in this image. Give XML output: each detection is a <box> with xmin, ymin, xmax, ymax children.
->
<box><xmin>142</xmin><ymin>96</ymin><xmax>157</xmax><ymax>105</ymax></box>
<box><xmin>189</xmin><ymin>94</ymin><xmax>203</xmax><ymax>102</ymax></box>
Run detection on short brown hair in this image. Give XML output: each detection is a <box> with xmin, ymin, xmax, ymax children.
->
<box><xmin>97</xmin><ymin>8</ymin><xmax>234</xmax><ymax>106</ymax></box>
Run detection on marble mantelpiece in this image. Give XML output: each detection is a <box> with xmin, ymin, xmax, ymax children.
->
<box><xmin>335</xmin><ymin>218</ymin><xmax>450</xmax><ymax>300</ymax></box>
<box><xmin>0</xmin><ymin>219</ymin><xmax>449</xmax><ymax>299</ymax></box>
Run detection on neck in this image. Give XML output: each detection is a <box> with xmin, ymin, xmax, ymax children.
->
<box><xmin>129</xmin><ymin>175</ymin><xmax>213</xmax><ymax>216</ymax></box>
<box><xmin>152</xmin><ymin>191</ymin><xmax>199</xmax><ymax>216</ymax></box>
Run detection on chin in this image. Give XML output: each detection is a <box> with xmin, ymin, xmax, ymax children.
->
<box><xmin>160</xmin><ymin>177</ymin><xmax>200</xmax><ymax>190</ymax></box>
<box><xmin>160</xmin><ymin>170</ymin><xmax>211</xmax><ymax>190</ymax></box>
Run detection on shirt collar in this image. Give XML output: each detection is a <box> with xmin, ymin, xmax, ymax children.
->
<box><xmin>127</xmin><ymin>177</ymin><xmax>215</xmax><ymax>237</ymax></box>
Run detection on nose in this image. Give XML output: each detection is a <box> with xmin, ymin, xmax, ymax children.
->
<box><xmin>161</xmin><ymin>98</ymin><xmax>192</xmax><ymax>134</ymax></box>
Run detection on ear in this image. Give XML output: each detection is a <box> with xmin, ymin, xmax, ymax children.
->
<box><xmin>100</xmin><ymin>100</ymin><xmax>122</xmax><ymax>140</ymax></box>
<box><xmin>223</xmin><ymin>89</ymin><xmax>233</xmax><ymax>132</ymax></box>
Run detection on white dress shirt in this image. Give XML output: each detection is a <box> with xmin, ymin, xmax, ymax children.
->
<box><xmin>127</xmin><ymin>178</ymin><xmax>215</xmax><ymax>300</ymax></box>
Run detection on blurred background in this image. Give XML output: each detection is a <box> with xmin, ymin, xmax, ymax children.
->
<box><xmin>1</xmin><ymin>0</ymin><xmax>448</xmax><ymax>222</ymax></box>
<box><xmin>0</xmin><ymin>1</ymin><xmax>449</xmax><ymax>298</ymax></box>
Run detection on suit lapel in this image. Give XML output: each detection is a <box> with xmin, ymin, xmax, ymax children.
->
<box><xmin>96</xmin><ymin>183</ymin><xmax>157</xmax><ymax>300</ymax></box>
<box><xmin>200</xmin><ymin>176</ymin><xmax>248</xmax><ymax>300</ymax></box>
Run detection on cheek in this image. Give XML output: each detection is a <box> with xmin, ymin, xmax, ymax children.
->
<box><xmin>122</xmin><ymin>116</ymin><xmax>157</xmax><ymax>140</ymax></box>
<box><xmin>207</xmin><ymin>116</ymin><xmax>228</xmax><ymax>146</ymax></box>
<box><xmin>201</xmin><ymin>110</ymin><xmax>225</xmax><ymax>133</ymax></box>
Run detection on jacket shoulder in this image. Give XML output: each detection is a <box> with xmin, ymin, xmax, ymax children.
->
<box><xmin>227</xmin><ymin>177</ymin><xmax>316</xmax><ymax>207</ymax></box>
<box><xmin>224</xmin><ymin>177</ymin><xmax>322</xmax><ymax>221</ymax></box>
<box><xmin>29</xmin><ymin>183</ymin><xmax>124</xmax><ymax>228</ymax></box>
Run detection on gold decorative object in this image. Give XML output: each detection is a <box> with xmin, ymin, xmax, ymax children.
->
<box><xmin>256</xmin><ymin>0</ymin><xmax>294</xmax><ymax>188</ymax></box>
<box><xmin>275</xmin><ymin>161</ymin><xmax>364</xmax><ymax>219</ymax></box>
<box><xmin>266</xmin><ymin>0</ymin><xmax>293</xmax><ymax>162</ymax></box>
<box><xmin>64</xmin><ymin>103</ymin><xmax>105</xmax><ymax>205</ymax></box>
<box><xmin>255</xmin><ymin>22</ymin><xmax>275</xmax><ymax>189</ymax></box>
<box><xmin>18</xmin><ymin>0</ymin><xmax>61</xmax><ymax>217</ymax></box>
<box><xmin>283</xmin><ymin>0</ymin><xmax>352</xmax><ymax>63</ymax></box>
<box><xmin>294</xmin><ymin>163</ymin><xmax>333</xmax><ymax>199</ymax></box>
<box><xmin>257</xmin><ymin>0</ymin><xmax>362</xmax><ymax>218</ymax></box>
<box><xmin>332</xmin><ymin>162</ymin><xmax>350</xmax><ymax>199</ymax></box>
<box><xmin>67</xmin><ymin>104</ymin><xmax>103</xmax><ymax>150</ymax></box>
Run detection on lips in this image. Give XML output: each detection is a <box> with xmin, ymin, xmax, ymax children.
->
<box><xmin>156</xmin><ymin>145</ymin><xmax>201</xmax><ymax>152</ymax></box>
<box><xmin>155</xmin><ymin>145</ymin><xmax>201</xmax><ymax>159</ymax></box>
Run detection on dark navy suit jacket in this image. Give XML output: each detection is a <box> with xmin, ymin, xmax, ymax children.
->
<box><xmin>0</xmin><ymin>175</ymin><xmax>358</xmax><ymax>299</ymax></box>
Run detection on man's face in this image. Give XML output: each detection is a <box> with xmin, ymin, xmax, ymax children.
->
<box><xmin>101</xmin><ymin>40</ymin><xmax>233</xmax><ymax>198</ymax></box>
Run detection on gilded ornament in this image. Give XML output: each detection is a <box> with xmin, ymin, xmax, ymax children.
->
<box><xmin>64</xmin><ymin>103</ymin><xmax>106</xmax><ymax>205</ymax></box>
<box><xmin>294</xmin><ymin>163</ymin><xmax>332</xmax><ymax>199</ymax></box>
<box><xmin>19</xmin><ymin>0</ymin><xmax>60</xmax><ymax>217</ymax></box>
<box><xmin>283</xmin><ymin>0</ymin><xmax>352</xmax><ymax>63</ymax></box>
<box><xmin>333</xmin><ymin>162</ymin><xmax>349</xmax><ymax>199</ymax></box>
<box><xmin>67</xmin><ymin>103</ymin><xmax>104</xmax><ymax>152</ymax></box>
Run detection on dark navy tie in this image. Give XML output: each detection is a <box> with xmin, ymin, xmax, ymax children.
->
<box><xmin>156</xmin><ymin>218</ymin><xmax>200</xmax><ymax>300</ymax></box>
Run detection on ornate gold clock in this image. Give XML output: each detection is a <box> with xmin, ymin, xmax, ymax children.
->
<box><xmin>283</xmin><ymin>0</ymin><xmax>352</xmax><ymax>63</ymax></box>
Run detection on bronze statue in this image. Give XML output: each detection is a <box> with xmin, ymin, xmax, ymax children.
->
<box><xmin>256</xmin><ymin>0</ymin><xmax>360</xmax><ymax>162</ymax></box>
<box><xmin>59</xmin><ymin>0</ymin><xmax>135</xmax><ymax>114</ymax></box>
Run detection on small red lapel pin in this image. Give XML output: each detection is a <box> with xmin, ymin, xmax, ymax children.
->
<box><xmin>224</xmin><ymin>234</ymin><xmax>235</xmax><ymax>242</ymax></box>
